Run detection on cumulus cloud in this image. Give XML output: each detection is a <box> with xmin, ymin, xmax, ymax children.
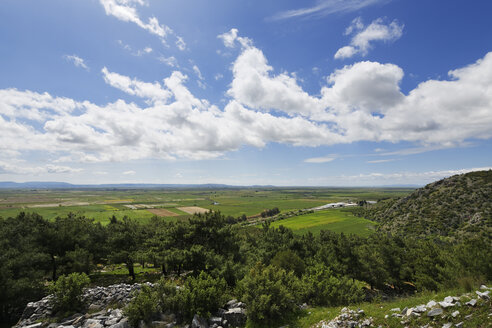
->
<box><xmin>63</xmin><ymin>54</ymin><xmax>89</xmax><ymax>70</ymax></box>
<box><xmin>272</xmin><ymin>0</ymin><xmax>390</xmax><ymax>20</ymax></box>
<box><xmin>1</xmin><ymin>29</ymin><xmax>492</xmax><ymax>172</ymax></box>
<box><xmin>227</xmin><ymin>46</ymin><xmax>322</xmax><ymax>116</ymax></box>
<box><xmin>218</xmin><ymin>28</ymin><xmax>252</xmax><ymax>49</ymax></box>
<box><xmin>334</xmin><ymin>17</ymin><xmax>403</xmax><ymax>59</ymax></box>
<box><xmin>101</xmin><ymin>67</ymin><xmax>172</xmax><ymax>104</ymax></box>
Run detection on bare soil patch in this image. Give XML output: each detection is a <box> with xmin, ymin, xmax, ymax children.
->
<box><xmin>147</xmin><ymin>208</ymin><xmax>181</xmax><ymax>217</ymax></box>
<box><xmin>177</xmin><ymin>206</ymin><xmax>210</xmax><ymax>215</ymax></box>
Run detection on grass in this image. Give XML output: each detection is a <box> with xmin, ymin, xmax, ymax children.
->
<box><xmin>90</xmin><ymin>263</ymin><xmax>162</xmax><ymax>286</ymax></box>
<box><xmin>0</xmin><ymin>187</ymin><xmax>412</xmax><ymax>225</ymax></box>
<box><xmin>269</xmin><ymin>209</ymin><xmax>377</xmax><ymax>236</ymax></box>
<box><xmin>281</xmin><ymin>284</ymin><xmax>492</xmax><ymax>328</ymax></box>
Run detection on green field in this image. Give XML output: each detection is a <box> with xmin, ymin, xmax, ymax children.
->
<box><xmin>0</xmin><ymin>187</ymin><xmax>412</xmax><ymax>225</ymax></box>
<box><xmin>269</xmin><ymin>209</ymin><xmax>377</xmax><ymax>236</ymax></box>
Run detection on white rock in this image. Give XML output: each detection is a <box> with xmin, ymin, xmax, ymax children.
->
<box><xmin>439</xmin><ymin>301</ymin><xmax>454</xmax><ymax>308</ymax></box>
<box><xmin>427</xmin><ymin>300</ymin><xmax>437</xmax><ymax>308</ymax></box>
<box><xmin>451</xmin><ymin>310</ymin><xmax>460</xmax><ymax>318</ymax></box>
<box><xmin>444</xmin><ymin>296</ymin><xmax>454</xmax><ymax>303</ymax></box>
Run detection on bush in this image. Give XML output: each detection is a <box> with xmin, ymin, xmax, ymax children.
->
<box><xmin>158</xmin><ymin>271</ymin><xmax>228</xmax><ymax>321</ymax></box>
<box><xmin>49</xmin><ymin>272</ymin><xmax>90</xmax><ymax>314</ymax></box>
<box><xmin>125</xmin><ymin>285</ymin><xmax>159</xmax><ymax>327</ymax></box>
<box><xmin>271</xmin><ymin>250</ymin><xmax>305</xmax><ymax>277</ymax></box>
<box><xmin>301</xmin><ymin>263</ymin><xmax>365</xmax><ymax>306</ymax></box>
<box><xmin>237</xmin><ymin>263</ymin><xmax>301</xmax><ymax>324</ymax></box>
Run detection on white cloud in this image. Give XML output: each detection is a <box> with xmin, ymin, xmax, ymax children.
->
<box><xmin>344</xmin><ymin>167</ymin><xmax>492</xmax><ymax>183</ymax></box>
<box><xmin>227</xmin><ymin>46</ymin><xmax>322</xmax><ymax>116</ymax></box>
<box><xmin>366</xmin><ymin>159</ymin><xmax>395</xmax><ymax>163</ymax></box>
<box><xmin>218</xmin><ymin>28</ymin><xmax>252</xmax><ymax>49</ymax></box>
<box><xmin>335</xmin><ymin>18</ymin><xmax>403</xmax><ymax>59</ymax></box>
<box><xmin>0</xmin><ymin>160</ymin><xmax>81</xmax><ymax>175</ymax></box>
<box><xmin>63</xmin><ymin>54</ymin><xmax>89</xmax><ymax>70</ymax></box>
<box><xmin>273</xmin><ymin>0</ymin><xmax>390</xmax><ymax>20</ymax></box>
<box><xmin>158</xmin><ymin>56</ymin><xmax>178</xmax><ymax>67</ymax></box>
<box><xmin>46</xmin><ymin>165</ymin><xmax>83</xmax><ymax>173</ymax></box>
<box><xmin>176</xmin><ymin>36</ymin><xmax>186</xmax><ymax>51</ymax></box>
<box><xmin>100</xmin><ymin>0</ymin><xmax>186</xmax><ymax>47</ymax></box>
<box><xmin>1</xmin><ymin>30</ymin><xmax>492</xmax><ymax>171</ymax></box>
<box><xmin>123</xmin><ymin>170</ymin><xmax>136</xmax><ymax>175</ymax></box>
<box><xmin>193</xmin><ymin>65</ymin><xmax>204</xmax><ymax>80</ymax></box>
<box><xmin>118</xmin><ymin>41</ymin><xmax>153</xmax><ymax>56</ymax></box>
<box><xmin>101</xmin><ymin>67</ymin><xmax>172</xmax><ymax>104</ymax></box>
<box><xmin>304</xmin><ymin>156</ymin><xmax>336</xmax><ymax>163</ymax></box>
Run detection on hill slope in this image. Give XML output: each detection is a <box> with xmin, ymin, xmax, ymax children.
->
<box><xmin>362</xmin><ymin>170</ymin><xmax>492</xmax><ymax>239</ymax></box>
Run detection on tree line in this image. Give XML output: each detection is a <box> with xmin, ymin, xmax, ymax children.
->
<box><xmin>1</xmin><ymin>211</ymin><xmax>490</xmax><ymax>325</ymax></box>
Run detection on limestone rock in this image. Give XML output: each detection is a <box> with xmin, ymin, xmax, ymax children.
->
<box><xmin>222</xmin><ymin>307</ymin><xmax>246</xmax><ymax>327</ymax></box>
<box><xmin>191</xmin><ymin>315</ymin><xmax>208</xmax><ymax>328</ymax></box>
<box><xmin>427</xmin><ymin>308</ymin><xmax>443</xmax><ymax>317</ymax></box>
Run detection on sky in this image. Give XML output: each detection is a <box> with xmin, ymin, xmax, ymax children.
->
<box><xmin>0</xmin><ymin>0</ymin><xmax>491</xmax><ymax>186</ymax></box>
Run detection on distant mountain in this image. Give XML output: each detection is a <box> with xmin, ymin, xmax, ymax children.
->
<box><xmin>362</xmin><ymin>170</ymin><xmax>492</xmax><ymax>240</ymax></box>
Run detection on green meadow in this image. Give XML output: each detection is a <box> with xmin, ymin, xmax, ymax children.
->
<box><xmin>0</xmin><ymin>187</ymin><xmax>412</xmax><ymax>226</ymax></box>
<box><xmin>270</xmin><ymin>209</ymin><xmax>377</xmax><ymax>236</ymax></box>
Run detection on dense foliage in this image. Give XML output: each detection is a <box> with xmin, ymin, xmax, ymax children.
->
<box><xmin>1</xmin><ymin>173</ymin><xmax>491</xmax><ymax>325</ymax></box>
<box><xmin>48</xmin><ymin>273</ymin><xmax>90</xmax><ymax>314</ymax></box>
<box><xmin>356</xmin><ymin>170</ymin><xmax>492</xmax><ymax>240</ymax></box>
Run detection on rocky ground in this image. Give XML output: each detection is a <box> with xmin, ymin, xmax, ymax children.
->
<box><xmin>313</xmin><ymin>285</ymin><xmax>491</xmax><ymax>328</ymax></box>
<box><xmin>13</xmin><ymin>283</ymin><xmax>246</xmax><ymax>328</ymax></box>
<box><xmin>13</xmin><ymin>284</ymin><xmax>491</xmax><ymax>328</ymax></box>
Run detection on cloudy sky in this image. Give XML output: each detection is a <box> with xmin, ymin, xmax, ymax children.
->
<box><xmin>0</xmin><ymin>0</ymin><xmax>491</xmax><ymax>186</ymax></box>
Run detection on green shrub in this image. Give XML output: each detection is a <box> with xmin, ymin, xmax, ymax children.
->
<box><xmin>49</xmin><ymin>272</ymin><xmax>90</xmax><ymax>314</ymax></box>
<box><xmin>237</xmin><ymin>262</ymin><xmax>301</xmax><ymax>324</ymax></box>
<box><xmin>158</xmin><ymin>271</ymin><xmax>227</xmax><ymax>321</ymax></box>
<box><xmin>271</xmin><ymin>250</ymin><xmax>305</xmax><ymax>277</ymax></box>
<box><xmin>125</xmin><ymin>285</ymin><xmax>159</xmax><ymax>327</ymax></box>
<box><xmin>301</xmin><ymin>263</ymin><xmax>365</xmax><ymax>306</ymax></box>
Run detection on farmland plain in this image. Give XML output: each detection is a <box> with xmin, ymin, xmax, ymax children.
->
<box><xmin>0</xmin><ymin>187</ymin><xmax>413</xmax><ymax>229</ymax></box>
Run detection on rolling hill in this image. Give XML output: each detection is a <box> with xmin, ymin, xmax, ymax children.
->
<box><xmin>361</xmin><ymin>170</ymin><xmax>492</xmax><ymax>240</ymax></box>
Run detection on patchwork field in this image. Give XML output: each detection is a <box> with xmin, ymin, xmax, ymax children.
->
<box><xmin>177</xmin><ymin>206</ymin><xmax>210</xmax><ymax>214</ymax></box>
<box><xmin>147</xmin><ymin>208</ymin><xmax>181</xmax><ymax>217</ymax></box>
<box><xmin>0</xmin><ymin>187</ymin><xmax>412</xmax><ymax>226</ymax></box>
<box><xmin>269</xmin><ymin>208</ymin><xmax>377</xmax><ymax>236</ymax></box>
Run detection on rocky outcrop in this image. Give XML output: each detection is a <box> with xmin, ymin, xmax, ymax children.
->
<box><xmin>14</xmin><ymin>284</ymin><xmax>145</xmax><ymax>328</ymax></box>
<box><xmin>14</xmin><ymin>283</ymin><xmax>246</xmax><ymax>328</ymax></box>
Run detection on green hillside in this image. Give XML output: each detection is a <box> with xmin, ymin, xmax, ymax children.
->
<box><xmin>360</xmin><ymin>170</ymin><xmax>492</xmax><ymax>240</ymax></box>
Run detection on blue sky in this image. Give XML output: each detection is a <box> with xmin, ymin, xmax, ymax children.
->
<box><xmin>0</xmin><ymin>0</ymin><xmax>491</xmax><ymax>186</ymax></box>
